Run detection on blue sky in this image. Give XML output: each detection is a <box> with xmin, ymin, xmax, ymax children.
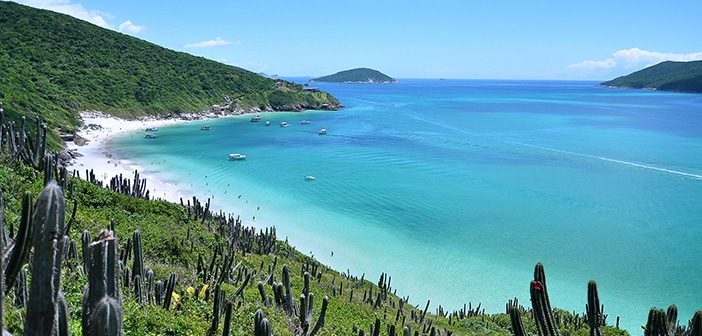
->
<box><xmin>12</xmin><ymin>0</ymin><xmax>702</xmax><ymax>80</ymax></box>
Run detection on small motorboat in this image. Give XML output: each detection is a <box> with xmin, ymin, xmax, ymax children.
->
<box><xmin>229</xmin><ymin>153</ymin><xmax>247</xmax><ymax>160</ymax></box>
<box><xmin>300</xmin><ymin>120</ymin><xmax>311</xmax><ymax>125</ymax></box>
<box><xmin>145</xmin><ymin>127</ymin><xmax>159</xmax><ymax>132</ymax></box>
<box><xmin>265</xmin><ymin>121</ymin><xmax>271</xmax><ymax>126</ymax></box>
<box><xmin>144</xmin><ymin>133</ymin><xmax>158</xmax><ymax>139</ymax></box>
<box><xmin>280</xmin><ymin>122</ymin><xmax>289</xmax><ymax>127</ymax></box>
<box><xmin>201</xmin><ymin>126</ymin><xmax>212</xmax><ymax>131</ymax></box>
<box><xmin>250</xmin><ymin>115</ymin><xmax>262</xmax><ymax>122</ymax></box>
<box><xmin>318</xmin><ymin>128</ymin><xmax>327</xmax><ymax>135</ymax></box>
<box><xmin>304</xmin><ymin>175</ymin><xmax>315</xmax><ymax>180</ymax></box>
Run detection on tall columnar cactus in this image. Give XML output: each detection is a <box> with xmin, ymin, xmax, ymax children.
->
<box><xmin>644</xmin><ymin>308</ymin><xmax>668</xmax><ymax>336</ymax></box>
<box><xmin>665</xmin><ymin>305</ymin><xmax>678</xmax><ymax>332</ymax></box>
<box><xmin>82</xmin><ymin>230</ymin><xmax>91</xmax><ymax>270</ymax></box>
<box><xmin>586</xmin><ymin>280</ymin><xmax>604</xmax><ymax>336</ymax></box>
<box><xmin>221</xmin><ymin>301</ymin><xmax>234</xmax><ymax>336</ymax></box>
<box><xmin>691</xmin><ymin>311</ymin><xmax>702</xmax><ymax>336</ymax></box>
<box><xmin>274</xmin><ymin>264</ymin><xmax>295</xmax><ymax>316</ymax></box>
<box><xmin>254</xmin><ymin>309</ymin><xmax>271</xmax><ymax>336</ymax></box>
<box><xmin>530</xmin><ymin>263</ymin><xmax>560</xmax><ymax>336</ymax></box>
<box><xmin>163</xmin><ymin>272</ymin><xmax>177</xmax><ymax>310</ymax></box>
<box><xmin>4</xmin><ymin>191</ymin><xmax>33</xmax><ymax>295</ymax></box>
<box><xmin>83</xmin><ymin>230</ymin><xmax>123</xmax><ymax>336</ymax></box>
<box><xmin>509</xmin><ymin>306</ymin><xmax>527</xmax><ymax>336</ymax></box>
<box><xmin>58</xmin><ymin>292</ymin><xmax>70</xmax><ymax>336</ymax></box>
<box><xmin>24</xmin><ymin>181</ymin><xmax>66</xmax><ymax>335</ymax></box>
<box><xmin>146</xmin><ymin>268</ymin><xmax>155</xmax><ymax>305</ymax></box>
<box><xmin>207</xmin><ymin>284</ymin><xmax>223</xmax><ymax>336</ymax></box>
<box><xmin>155</xmin><ymin>280</ymin><xmax>164</xmax><ymax>307</ymax></box>
<box><xmin>132</xmin><ymin>230</ymin><xmax>143</xmax><ymax>283</ymax></box>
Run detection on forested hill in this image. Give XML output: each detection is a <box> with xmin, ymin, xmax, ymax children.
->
<box><xmin>0</xmin><ymin>1</ymin><xmax>341</xmax><ymax>142</ymax></box>
<box><xmin>311</xmin><ymin>68</ymin><xmax>397</xmax><ymax>83</ymax></box>
<box><xmin>600</xmin><ymin>60</ymin><xmax>702</xmax><ymax>93</ymax></box>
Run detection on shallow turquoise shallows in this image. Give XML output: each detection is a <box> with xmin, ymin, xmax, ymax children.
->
<box><xmin>109</xmin><ymin>79</ymin><xmax>702</xmax><ymax>334</ymax></box>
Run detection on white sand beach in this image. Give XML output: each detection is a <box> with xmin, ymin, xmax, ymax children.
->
<box><xmin>66</xmin><ymin>111</ymin><xmax>196</xmax><ymax>203</ymax></box>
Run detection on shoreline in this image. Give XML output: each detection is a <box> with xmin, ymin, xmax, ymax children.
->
<box><xmin>66</xmin><ymin>111</ymin><xmax>230</xmax><ymax>205</ymax></box>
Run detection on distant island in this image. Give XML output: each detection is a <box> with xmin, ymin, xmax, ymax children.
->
<box><xmin>600</xmin><ymin>60</ymin><xmax>702</xmax><ymax>93</ymax></box>
<box><xmin>310</xmin><ymin>68</ymin><xmax>397</xmax><ymax>84</ymax></box>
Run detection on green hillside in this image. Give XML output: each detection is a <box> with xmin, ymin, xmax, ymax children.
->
<box><xmin>0</xmin><ymin>1</ymin><xmax>341</xmax><ymax>147</ymax></box>
<box><xmin>600</xmin><ymin>60</ymin><xmax>702</xmax><ymax>93</ymax></box>
<box><xmin>311</xmin><ymin>68</ymin><xmax>397</xmax><ymax>83</ymax></box>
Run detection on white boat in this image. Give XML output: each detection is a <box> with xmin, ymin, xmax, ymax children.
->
<box><xmin>228</xmin><ymin>153</ymin><xmax>247</xmax><ymax>160</ymax></box>
<box><xmin>304</xmin><ymin>175</ymin><xmax>315</xmax><ymax>180</ymax></box>
<box><xmin>265</xmin><ymin>121</ymin><xmax>271</xmax><ymax>126</ymax></box>
<box><xmin>144</xmin><ymin>133</ymin><xmax>158</xmax><ymax>139</ymax></box>
<box><xmin>250</xmin><ymin>115</ymin><xmax>262</xmax><ymax>122</ymax></box>
<box><xmin>145</xmin><ymin>127</ymin><xmax>159</xmax><ymax>132</ymax></box>
<box><xmin>300</xmin><ymin>120</ymin><xmax>310</xmax><ymax>124</ymax></box>
<box><xmin>318</xmin><ymin>128</ymin><xmax>327</xmax><ymax>135</ymax></box>
<box><xmin>280</xmin><ymin>122</ymin><xmax>289</xmax><ymax>127</ymax></box>
<box><xmin>201</xmin><ymin>126</ymin><xmax>212</xmax><ymax>131</ymax></box>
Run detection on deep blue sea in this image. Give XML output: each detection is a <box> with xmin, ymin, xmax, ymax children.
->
<box><xmin>109</xmin><ymin>79</ymin><xmax>702</xmax><ymax>334</ymax></box>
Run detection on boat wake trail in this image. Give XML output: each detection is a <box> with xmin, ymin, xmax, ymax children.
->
<box><xmin>406</xmin><ymin>111</ymin><xmax>702</xmax><ymax>180</ymax></box>
<box><xmin>512</xmin><ymin>142</ymin><xmax>702</xmax><ymax>180</ymax></box>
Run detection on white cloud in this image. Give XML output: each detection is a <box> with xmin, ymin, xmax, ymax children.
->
<box><xmin>566</xmin><ymin>48</ymin><xmax>702</xmax><ymax>78</ymax></box>
<box><xmin>567</xmin><ymin>58</ymin><xmax>617</xmax><ymax>71</ymax></box>
<box><xmin>118</xmin><ymin>20</ymin><xmax>145</xmax><ymax>35</ymax></box>
<box><xmin>612</xmin><ymin>48</ymin><xmax>702</xmax><ymax>68</ymax></box>
<box><xmin>184</xmin><ymin>37</ymin><xmax>240</xmax><ymax>48</ymax></box>
<box><xmin>16</xmin><ymin>0</ymin><xmax>112</xmax><ymax>29</ymax></box>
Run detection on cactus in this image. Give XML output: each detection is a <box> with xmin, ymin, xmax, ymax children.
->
<box><xmin>309</xmin><ymin>296</ymin><xmax>328</xmax><ymax>336</ymax></box>
<box><xmin>24</xmin><ymin>182</ymin><xmax>66</xmax><ymax>335</ymax></box>
<box><xmin>134</xmin><ymin>275</ymin><xmax>144</xmax><ymax>304</ymax></box>
<box><xmin>81</xmin><ymin>230</ymin><xmax>91</xmax><ymax>269</ymax></box>
<box><xmin>58</xmin><ymin>291</ymin><xmax>70</xmax><ymax>336</ymax></box>
<box><xmin>207</xmin><ymin>284</ymin><xmax>223</xmax><ymax>336</ymax></box>
<box><xmin>221</xmin><ymin>301</ymin><xmax>233</xmax><ymax>336</ymax></box>
<box><xmin>146</xmin><ymin>268</ymin><xmax>155</xmax><ymax>305</ymax></box>
<box><xmin>257</xmin><ymin>281</ymin><xmax>271</xmax><ymax>307</ymax></box>
<box><xmin>132</xmin><ymin>230</ymin><xmax>143</xmax><ymax>283</ymax></box>
<box><xmin>155</xmin><ymin>280</ymin><xmax>164</xmax><ymax>307</ymax></box>
<box><xmin>530</xmin><ymin>263</ymin><xmax>560</xmax><ymax>336</ymax></box>
<box><xmin>4</xmin><ymin>191</ymin><xmax>33</xmax><ymax>295</ymax></box>
<box><xmin>691</xmin><ymin>311</ymin><xmax>702</xmax><ymax>336</ymax></box>
<box><xmin>509</xmin><ymin>306</ymin><xmax>527</xmax><ymax>336</ymax></box>
<box><xmin>254</xmin><ymin>309</ymin><xmax>271</xmax><ymax>336</ymax></box>
<box><xmin>163</xmin><ymin>272</ymin><xmax>177</xmax><ymax>310</ymax></box>
<box><xmin>585</xmin><ymin>280</ymin><xmax>604</xmax><ymax>336</ymax></box>
<box><xmin>665</xmin><ymin>305</ymin><xmax>678</xmax><ymax>332</ymax></box>
<box><xmin>644</xmin><ymin>308</ymin><xmax>668</xmax><ymax>336</ymax></box>
<box><xmin>82</xmin><ymin>230</ymin><xmax>123</xmax><ymax>336</ymax></box>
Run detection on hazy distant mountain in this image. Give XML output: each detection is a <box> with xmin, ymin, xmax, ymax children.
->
<box><xmin>600</xmin><ymin>60</ymin><xmax>702</xmax><ymax>93</ymax></box>
<box><xmin>311</xmin><ymin>68</ymin><xmax>397</xmax><ymax>84</ymax></box>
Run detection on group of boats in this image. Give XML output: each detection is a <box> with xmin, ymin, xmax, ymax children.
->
<box><xmin>144</xmin><ymin>127</ymin><xmax>159</xmax><ymax>138</ymax></box>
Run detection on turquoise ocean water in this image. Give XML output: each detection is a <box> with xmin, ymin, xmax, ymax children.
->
<box><xmin>109</xmin><ymin>79</ymin><xmax>702</xmax><ymax>334</ymax></box>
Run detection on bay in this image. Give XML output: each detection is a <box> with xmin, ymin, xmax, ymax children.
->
<box><xmin>109</xmin><ymin>79</ymin><xmax>702</xmax><ymax>333</ymax></box>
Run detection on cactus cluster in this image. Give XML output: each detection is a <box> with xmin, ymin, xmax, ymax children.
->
<box><xmin>83</xmin><ymin>230</ymin><xmax>123</xmax><ymax>336</ymax></box>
